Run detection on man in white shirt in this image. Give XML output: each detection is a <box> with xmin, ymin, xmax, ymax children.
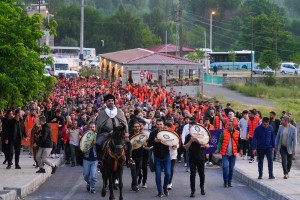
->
<box><xmin>238</xmin><ymin>110</ymin><xmax>249</xmax><ymax>159</ymax></box>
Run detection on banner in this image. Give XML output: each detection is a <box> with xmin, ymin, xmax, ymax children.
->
<box><xmin>22</xmin><ymin>122</ymin><xmax>32</xmax><ymax>146</ymax></box>
<box><xmin>205</xmin><ymin>129</ymin><xmax>222</xmax><ymax>154</ymax></box>
<box><xmin>49</xmin><ymin>123</ymin><xmax>59</xmax><ymax>143</ymax></box>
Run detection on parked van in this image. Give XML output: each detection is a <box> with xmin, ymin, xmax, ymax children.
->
<box><xmin>53</xmin><ymin>58</ymin><xmax>70</xmax><ymax>76</ymax></box>
<box><xmin>280</xmin><ymin>62</ymin><xmax>300</xmax><ymax>74</ymax></box>
<box><xmin>58</xmin><ymin>70</ymin><xmax>79</xmax><ymax>79</ymax></box>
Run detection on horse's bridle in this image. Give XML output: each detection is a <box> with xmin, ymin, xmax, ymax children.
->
<box><xmin>108</xmin><ymin>137</ymin><xmax>125</xmax><ymax>172</ymax></box>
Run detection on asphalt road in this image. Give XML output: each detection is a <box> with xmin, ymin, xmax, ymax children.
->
<box><xmin>203</xmin><ymin>84</ymin><xmax>274</xmax><ymax>107</ymax></box>
<box><xmin>26</xmin><ymin>162</ymin><xmax>268</xmax><ymax>200</ymax></box>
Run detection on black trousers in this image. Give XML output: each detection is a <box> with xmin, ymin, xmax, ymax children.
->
<box><xmin>248</xmin><ymin>138</ymin><xmax>254</xmax><ymax>159</ymax></box>
<box><xmin>2</xmin><ymin>140</ymin><xmax>9</xmax><ymax>162</ymax></box>
<box><xmin>177</xmin><ymin>145</ymin><xmax>184</xmax><ymax>161</ymax></box>
<box><xmin>169</xmin><ymin>159</ymin><xmax>176</xmax><ymax>184</ymax></box>
<box><xmin>8</xmin><ymin>140</ymin><xmax>21</xmax><ymax>166</ymax></box>
<box><xmin>130</xmin><ymin>157</ymin><xmax>142</xmax><ymax>188</ymax></box>
<box><xmin>189</xmin><ymin>157</ymin><xmax>205</xmax><ymax>193</ymax></box>
<box><xmin>138</xmin><ymin>149</ymin><xmax>149</xmax><ymax>185</ymax></box>
<box><xmin>241</xmin><ymin>139</ymin><xmax>248</xmax><ymax>156</ymax></box>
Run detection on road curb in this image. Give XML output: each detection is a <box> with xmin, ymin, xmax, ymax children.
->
<box><xmin>1</xmin><ymin>154</ymin><xmax>65</xmax><ymax>200</ymax></box>
<box><xmin>212</xmin><ymin>154</ymin><xmax>294</xmax><ymax>200</ymax></box>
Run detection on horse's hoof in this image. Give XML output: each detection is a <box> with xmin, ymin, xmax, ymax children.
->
<box><xmin>101</xmin><ymin>189</ymin><xmax>106</xmax><ymax>197</ymax></box>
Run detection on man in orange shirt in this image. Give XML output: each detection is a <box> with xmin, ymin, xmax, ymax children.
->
<box><xmin>248</xmin><ymin>110</ymin><xmax>260</xmax><ymax>163</ymax></box>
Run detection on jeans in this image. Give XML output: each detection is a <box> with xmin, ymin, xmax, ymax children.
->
<box><xmin>222</xmin><ymin>155</ymin><xmax>236</xmax><ymax>182</ymax></box>
<box><xmin>257</xmin><ymin>149</ymin><xmax>273</xmax><ymax>176</ymax></box>
<box><xmin>189</xmin><ymin>158</ymin><xmax>205</xmax><ymax>192</ymax></box>
<box><xmin>83</xmin><ymin>159</ymin><xmax>98</xmax><ymax>188</ymax></box>
<box><xmin>280</xmin><ymin>146</ymin><xmax>293</xmax><ymax>175</ymax></box>
<box><xmin>154</xmin><ymin>155</ymin><xmax>171</xmax><ymax>193</ymax></box>
<box><xmin>70</xmin><ymin>144</ymin><xmax>79</xmax><ymax>165</ymax></box>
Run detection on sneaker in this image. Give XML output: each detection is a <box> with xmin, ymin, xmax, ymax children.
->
<box><xmin>51</xmin><ymin>154</ymin><xmax>55</xmax><ymax>159</ymax></box>
<box><xmin>228</xmin><ymin>182</ymin><xmax>232</xmax><ymax>187</ymax></box>
<box><xmin>242</xmin><ymin>155</ymin><xmax>246</xmax><ymax>160</ymax></box>
<box><xmin>224</xmin><ymin>181</ymin><xmax>228</xmax><ymax>187</ymax></box>
<box><xmin>163</xmin><ymin>187</ymin><xmax>169</xmax><ymax>196</ymax></box>
<box><xmin>201</xmin><ymin>187</ymin><xmax>205</xmax><ymax>195</ymax></box>
<box><xmin>167</xmin><ymin>183</ymin><xmax>172</xmax><ymax>190</ymax></box>
<box><xmin>86</xmin><ymin>183</ymin><xmax>90</xmax><ymax>192</ymax></box>
<box><xmin>141</xmin><ymin>183</ymin><xmax>147</xmax><ymax>188</ymax></box>
<box><xmin>184</xmin><ymin>163</ymin><xmax>187</xmax><ymax>167</ymax></box>
<box><xmin>15</xmin><ymin>165</ymin><xmax>21</xmax><ymax>169</ymax></box>
<box><xmin>6</xmin><ymin>165</ymin><xmax>11</xmax><ymax>169</ymax></box>
<box><xmin>269</xmin><ymin>175</ymin><xmax>275</xmax><ymax>179</ymax></box>
<box><xmin>36</xmin><ymin>168</ymin><xmax>46</xmax><ymax>173</ymax></box>
<box><xmin>258</xmin><ymin>175</ymin><xmax>262</xmax><ymax>179</ymax></box>
<box><xmin>132</xmin><ymin>186</ymin><xmax>139</xmax><ymax>192</ymax></box>
<box><xmin>186</xmin><ymin>168</ymin><xmax>190</xmax><ymax>172</ymax></box>
<box><xmin>208</xmin><ymin>162</ymin><xmax>213</xmax><ymax>166</ymax></box>
<box><xmin>90</xmin><ymin>188</ymin><xmax>95</xmax><ymax>194</ymax></box>
<box><xmin>249</xmin><ymin>158</ymin><xmax>255</xmax><ymax>163</ymax></box>
<box><xmin>51</xmin><ymin>165</ymin><xmax>57</xmax><ymax>174</ymax></box>
<box><xmin>157</xmin><ymin>192</ymin><xmax>163</xmax><ymax>198</ymax></box>
<box><xmin>190</xmin><ymin>192</ymin><xmax>195</xmax><ymax>198</ymax></box>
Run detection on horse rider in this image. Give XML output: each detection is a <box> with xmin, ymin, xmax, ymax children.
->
<box><xmin>95</xmin><ymin>94</ymin><xmax>134</xmax><ymax>167</ymax></box>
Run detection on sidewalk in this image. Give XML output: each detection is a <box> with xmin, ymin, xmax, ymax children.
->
<box><xmin>0</xmin><ymin>151</ymin><xmax>64</xmax><ymax>200</ymax></box>
<box><xmin>213</xmin><ymin>144</ymin><xmax>300</xmax><ymax>200</ymax></box>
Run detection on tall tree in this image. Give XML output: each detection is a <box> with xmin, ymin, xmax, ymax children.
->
<box><xmin>0</xmin><ymin>0</ymin><xmax>56</xmax><ymax>109</ymax></box>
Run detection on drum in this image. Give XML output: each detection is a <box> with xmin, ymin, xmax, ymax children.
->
<box><xmin>130</xmin><ymin>133</ymin><xmax>149</xmax><ymax>150</ymax></box>
<box><xmin>142</xmin><ymin>130</ymin><xmax>150</xmax><ymax>138</ymax></box>
<box><xmin>79</xmin><ymin>130</ymin><xmax>97</xmax><ymax>153</ymax></box>
<box><xmin>157</xmin><ymin>130</ymin><xmax>179</xmax><ymax>147</ymax></box>
<box><xmin>189</xmin><ymin>124</ymin><xmax>211</xmax><ymax>144</ymax></box>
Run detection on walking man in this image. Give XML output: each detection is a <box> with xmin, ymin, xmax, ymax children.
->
<box><xmin>35</xmin><ymin>116</ymin><xmax>57</xmax><ymax>174</ymax></box>
<box><xmin>251</xmin><ymin>117</ymin><xmax>275</xmax><ymax>179</ymax></box>
<box><xmin>275</xmin><ymin>116</ymin><xmax>297</xmax><ymax>179</ymax></box>
<box><xmin>184</xmin><ymin>121</ymin><xmax>209</xmax><ymax>197</ymax></box>
<box><xmin>215</xmin><ymin>121</ymin><xmax>242</xmax><ymax>187</ymax></box>
<box><xmin>147</xmin><ymin>119</ymin><xmax>171</xmax><ymax>197</ymax></box>
<box><xmin>82</xmin><ymin>122</ymin><xmax>97</xmax><ymax>194</ymax></box>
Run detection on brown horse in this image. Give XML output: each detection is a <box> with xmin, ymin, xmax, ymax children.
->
<box><xmin>101</xmin><ymin>127</ymin><xmax>126</xmax><ymax>200</ymax></box>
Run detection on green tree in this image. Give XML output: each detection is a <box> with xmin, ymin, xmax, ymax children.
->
<box><xmin>290</xmin><ymin>53</ymin><xmax>300</xmax><ymax>65</ymax></box>
<box><xmin>60</xmin><ymin>36</ymin><xmax>78</xmax><ymax>47</ymax></box>
<box><xmin>0</xmin><ymin>0</ymin><xmax>56</xmax><ymax>109</ymax></box>
<box><xmin>259</xmin><ymin>50</ymin><xmax>279</xmax><ymax>70</ymax></box>
<box><xmin>187</xmin><ymin>49</ymin><xmax>205</xmax><ymax>62</ymax></box>
<box><xmin>229</xmin><ymin>49</ymin><xmax>236</xmax><ymax>69</ymax></box>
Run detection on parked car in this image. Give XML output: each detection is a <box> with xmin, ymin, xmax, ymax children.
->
<box><xmin>90</xmin><ymin>57</ymin><xmax>100</xmax><ymax>68</ymax></box>
<box><xmin>252</xmin><ymin>65</ymin><xmax>275</xmax><ymax>75</ymax></box>
<box><xmin>280</xmin><ymin>62</ymin><xmax>300</xmax><ymax>74</ymax></box>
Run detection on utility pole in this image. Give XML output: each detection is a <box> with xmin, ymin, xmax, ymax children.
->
<box><xmin>251</xmin><ymin>17</ymin><xmax>253</xmax><ymax>86</ymax></box>
<box><xmin>79</xmin><ymin>0</ymin><xmax>84</xmax><ymax>61</ymax></box>
<box><xmin>179</xmin><ymin>0</ymin><xmax>183</xmax><ymax>57</ymax></box>
<box><xmin>175</xmin><ymin>11</ymin><xmax>179</xmax><ymax>57</ymax></box>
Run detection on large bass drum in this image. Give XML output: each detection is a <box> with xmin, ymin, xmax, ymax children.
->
<box><xmin>79</xmin><ymin>130</ymin><xmax>97</xmax><ymax>153</ymax></box>
<box><xmin>130</xmin><ymin>132</ymin><xmax>149</xmax><ymax>150</ymax></box>
<box><xmin>189</xmin><ymin>124</ymin><xmax>211</xmax><ymax>144</ymax></box>
<box><xmin>157</xmin><ymin>130</ymin><xmax>180</xmax><ymax>147</ymax></box>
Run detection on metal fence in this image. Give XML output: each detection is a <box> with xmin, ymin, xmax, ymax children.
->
<box><xmin>204</xmin><ymin>74</ymin><xmax>223</xmax><ymax>85</ymax></box>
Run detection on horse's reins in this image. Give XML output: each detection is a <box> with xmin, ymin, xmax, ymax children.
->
<box><xmin>108</xmin><ymin>140</ymin><xmax>125</xmax><ymax>172</ymax></box>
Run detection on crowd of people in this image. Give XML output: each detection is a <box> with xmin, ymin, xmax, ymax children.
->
<box><xmin>0</xmin><ymin>75</ymin><xmax>298</xmax><ymax>197</ymax></box>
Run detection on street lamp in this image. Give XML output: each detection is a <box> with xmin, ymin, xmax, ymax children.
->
<box><xmin>45</xmin><ymin>10</ymin><xmax>49</xmax><ymax>45</ymax></box>
<box><xmin>210</xmin><ymin>11</ymin><xmax>216</xmax><ymax>51</ymax></box>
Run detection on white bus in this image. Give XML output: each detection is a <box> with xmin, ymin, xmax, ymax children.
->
<box><xmin>50</xmin><ymin>46</ymin><xmax>96</xmax><ymax>60</ymax></box>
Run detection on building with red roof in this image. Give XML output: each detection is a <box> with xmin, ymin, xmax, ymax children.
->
<box><xmin>146</xmin><ymin>43</ymin><xmax>195</xmax><ymax>56</ymax></box>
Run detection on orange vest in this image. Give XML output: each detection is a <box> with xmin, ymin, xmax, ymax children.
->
<box><xmin>204</xmin><ymin>124</ymin><xmax>215</xmax><ymax>130</ymax></box>
<box><xmin>220</xmin><ymin>129</ymin><xmax>240</xmax><ymax>156</ymax></box>
<box><xmin>225</xmin><ymin>117</ymin><xmax>239</xmax><ymax>129</ymax></box>
<box><xmin>186</xmin><ymin>105</ymin><xmax>195</xmax><ymax>114</ymax></box>
<box><xmin>214</xmin><ymin>116</ymin><xmax>225</xmax><ymax>130</ymax></box>
<box><xmin>27</xmin><ymin>115</ymin><xmax>38</xmax><ymax>127</ymax></box>
<box><xmin>248</xmin><ymin>116</ymin><xmax>259</xmax><ymax>138</ymax></box>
